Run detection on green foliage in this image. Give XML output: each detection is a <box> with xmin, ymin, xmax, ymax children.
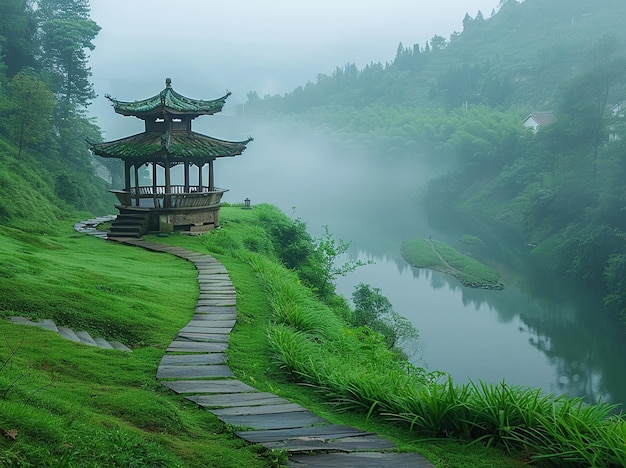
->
<box><xmin>3</xmin><ymin>70</ymin><xmax>55</xmax><ymax>157</ymax></box>
<box><xmin>37</xmin><ymin>0</ymin><xmax>100</xmax><ymax>107</ymax></box>
<box><xmin>352</xmin><ymin>283</ymin><xmax>419</xmax><ymax>349</ymax></box>
<box><xmin>459</xmin><ymin>234</ymin><xmax>483</xmax><ymax>245</ymax></box>
<box><xmin>0</xmin><ymin>0</ymin><xmax>38</xmax><ymax>77</ymax></box>
<box><xmin>306</xmin><ymin>225</ymin><xmax>372</xmax><ymax>299</ymax></box>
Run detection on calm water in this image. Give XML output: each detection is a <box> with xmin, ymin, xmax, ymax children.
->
<box><xmin>215</xmin><ymin>121</ymin><xmax>626</xmax><ymax>408</ymax></box>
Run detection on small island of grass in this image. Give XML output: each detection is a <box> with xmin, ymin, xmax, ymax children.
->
<box><xmin>459</xmin><ymin>234</ymin><xmax>484</xmax><ymax>245</ymax></box>
<box><xmin>401</xmin><ymin>237</ymin><xmax>503</xmax><ymax>289</ymax></box>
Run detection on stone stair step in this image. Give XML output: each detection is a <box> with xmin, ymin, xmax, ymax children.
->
<box><xmin>9</xmin><ymin>316</ymin><xmax>35</xmax><ymax>326</ymax></box>
<box><xmin>36</xmin><ymin>319</ymin><xmax>59</xmax><ymax>332</ymax></box>
<box><xmin>57</xmin><ymin>326</ymin><xmax>82</xmax><ymax>343</ymax></box>
<box><xmin>109</xmin><ymin>340</ymin><xmax>132</xmax><ymax>352</ymax></box>
<box><xmin>93</xmin><ymin>337</ymin><xmax>114</xmax><ymax>349</ymax></box>
<box><xmin>75</xmin><ymin>330</ymin><xmax>98</xmax><ymax>347</ymax></box>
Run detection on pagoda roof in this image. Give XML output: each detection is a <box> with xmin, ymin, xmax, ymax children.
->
<box><xmin>105</xmin><ymin>78</ymin><xmax>231</xmax><ymax>118</ymax></box>
<box><xmin>90</xmin><ymin>131</ymin><xmax>252</xmax><ymax>163</ymax></box>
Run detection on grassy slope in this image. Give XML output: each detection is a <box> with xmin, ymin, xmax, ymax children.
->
<box><xmin>0</xmin><ymin>221</ymin><xmax>272</xmax><ymax>467</ymax></box>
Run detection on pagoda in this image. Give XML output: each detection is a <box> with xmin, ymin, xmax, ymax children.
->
<box><xmin>90</xmin><ymin>78</ymin><xmax>252</xmax><ymax>237</ymax></box>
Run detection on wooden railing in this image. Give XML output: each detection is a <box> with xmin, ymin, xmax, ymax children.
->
<box><xmin>111</xmin><ymin>186</ymin><xmax>227</xmax><ymax>209</ymax></box>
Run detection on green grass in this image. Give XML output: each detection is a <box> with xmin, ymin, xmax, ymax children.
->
<box><xmin>401</xmin><ymin>237</ymin><xmax>501</xmax><ymax>287</ymax></box>
<box><xmin>459</xmin><ymin>234</ymin><xmax>484</xmax><ymax>245</ymax></box>
<box><xmin>0</xmin><ymin>219</ymin><xmax>274</xmax><ymax>467</ymax></box>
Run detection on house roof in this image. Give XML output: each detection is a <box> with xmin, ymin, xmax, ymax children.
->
<box><xmin>90</xmin><ymin>131</ymin><xmax>252</xmax><ymax>163</ymax></box>
<box><xmin>523</xmin><ymin>111</ymin><xmax>556</xmax><ymax>126</ymax></box>
<box><xmin>105</xmin><ymin>78</ymin><xmax>231</xmax><ymax>118</ymax></box>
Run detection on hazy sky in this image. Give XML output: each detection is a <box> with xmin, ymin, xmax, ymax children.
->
<box><xmin>89</xmin><ymin>0</ymin><xmax>499</xmax><ymax>129</ymax></box>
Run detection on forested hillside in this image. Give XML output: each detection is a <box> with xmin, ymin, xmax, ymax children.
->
<box><xmin>0</xmin><ymin>0</ymin><xmax>110</xmax><ymax>230</ymax></box>
<box><xmin>246</xmin><ymin>0</ymin><xmax>626</xmax><ymax>325</ymax></box>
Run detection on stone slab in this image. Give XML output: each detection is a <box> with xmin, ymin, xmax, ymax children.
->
<box><xmin>157</xmin><ymin>364</ymin><xmax>233</xmax><ymax>379</ymax></box>
<box><xmin>264</xmin><ymin>435</ymin><xmax>397</xmax><ymax>452</ymax></box>
<box><xmin>163</xmin><ymin>379</ymin><xmax>256</xmax><ymax>394</ymax></box>
<box><xmin>57</xmin><ymin>326</ymin><xmax>81</xmax><ymax>342</ymax></box>
<box><xmin>180</xmin><ymin>326</ymin><xmax>232</xmax><ymax>335</ymax></box>
<box><xmin>236</xmin><ymin>425</ymin><xmax>371</xmax><ymax>443</ymax></box>
<box><xmin>186</xmin><ymin>320</ymin><xmax>235</xmax><ymax>328</ymax></box>
<box><xmin>210</xmin><ymin>403</ymin><xmax>306</xmax><ymax>416</ymax></box>
<box><xmin>194</xmin><ymin>306</ymin><xmax>237</xmax><ymax>313</ymax></box>
<box><xmin>287</xmin><ymin>452</ymin><xmax>435</xmax><ymax>468</ymax></box>
<box><xmin>217</xmin><ymin>411</ymin><xmax>327</xmax><ymax>430</ymax></box>
<box><xmin>166</xmin><ymin>341</ymin><xmax>227</xmax><ymax>352</ymax></box>
<box><xmin>176</xmin><ymin>332</ymin><xmax>230</xmax><ymax>343</ymax></box>
<box><xmin>75</xmin><ymin>330</ymin><xmax>97</xmax><ymax>346</ymax></box>
<box><xmin>109</xmin><ymin>340</ymin><xmax>132</xmax><ymax>352</ymax></box>
<box><xmin>191</xmin><ymin>313</ymin><xmax>237</xmax><ymax>321</ymax></box>
<box><xmin>93</xmin><ymin>337</ymin><xmax>114</xmax><ymax>349</ymax></box>
<box><xmin>196</xmin><ymin>301</ymin><xmax>237</xmax><ymax>307</ymax></box>
<box><xmin>159</xmin><ymin>353</ymin><xmax>227</xmax><ymax>365</ymax></box>
<box><xmin>189</xmin><ymin>392</ymin><xmax>290</xmax><ymax>408</ymax></box>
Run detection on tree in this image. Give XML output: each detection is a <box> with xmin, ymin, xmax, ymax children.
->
<box><xmin>36</xmin><ymin>0</ymin><xmax>100</xmax><ymax>164</ymax></box>
<box><xmin>3</xmin><ymin>70</ymin><xmax>54</xmax><ymax>157</ymax></box>
<box><xmin>352</xmin><ymin>283</ymin><xmax>419</xmax><ymax>350</ymax></box>
<box><xmin>430</xmin><ymin>35</ymin><xmax>447</xmax><ymax>51</ymax></box>
<box><xmin>310</xmin><ymin>226</ymin><xmax>370</xmax><ymax>299</ymax></box>
<box><xmin>555</xmin><ymin>35</ymin><xmax>626</xmax><ymax>177</ymax></box>
<box><xmin>37</xmin><ymin>1</ymin><xmax>100</xmax><ymax>108</ymax></box>
<box><xmin>0</xmin><ymin>0</ymin><xmax>38</xmax><ymax>77</ymax></box>
<box><xmin>462</xmin><ymin>13</ymin><xmax>473</xmax><ymax>31</ymax></box>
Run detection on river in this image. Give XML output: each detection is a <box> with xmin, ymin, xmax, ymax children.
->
<box><xmin>210</xmin><ymin>119</ymin><xmax>626</xmax><ymax>408</ymax></box>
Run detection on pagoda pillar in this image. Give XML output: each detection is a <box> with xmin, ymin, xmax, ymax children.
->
<box><xmin>208</xmin><ymin>160</ymin><xmax>215</xmax><ymax>191</ymax></box>
<box><xmin>133</xmin><ymin>163</ymin><xmax>140</xmax><ymax>206</ymax></box>
<box><xmin>184</xmin><ymin>162</ymin><xmax>190</xmax><ymax>192</ymax></box>
<box><xmin>164</xmin><ymin>162</ymin><xmax>171</xmax><ymax>208</ymax></box>
<box><xmin>152</xmin><ymin>163</ymin><xmax>158</xmax><ymax>206</ymax></box>
<box><xmin>124</xmin><ymin>160</ymin><xmax>131</xmax><ymax>191</ymax></box>
<box><xmin>198</xmin><ymin>164</ymin><xmax>203</xmax><ymax>190</ymax></box>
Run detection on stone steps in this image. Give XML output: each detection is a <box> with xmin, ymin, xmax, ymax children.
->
<box><xmin>8</xmin><ymin>316</ymin><xmax>132</xmax><ymax>352</ymax></box>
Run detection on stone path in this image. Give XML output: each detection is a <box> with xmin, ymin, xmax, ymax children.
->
<box><xmin>74</xmin><ymin>217</ymin><xmax>435</xmax><ymax>467</ymax></box>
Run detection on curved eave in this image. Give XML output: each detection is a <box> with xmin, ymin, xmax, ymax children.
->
<box><xmin>106</xmin><ymin>89</ymin><xmax>231</xmax><ymax>118</ymax></box>
<box><xmin>90</xmin><ymin>132</ymin><xmax>252</xmax><ymax>163</ymax></box>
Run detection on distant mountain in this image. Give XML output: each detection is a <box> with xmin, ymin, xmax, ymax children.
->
<box><xmin>248</xmin><ymin>0</ymin><xmax>626</xmax><ymax>113</ymax></box>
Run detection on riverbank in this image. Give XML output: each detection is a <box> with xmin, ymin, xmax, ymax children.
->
<box><xmin>401</xmin><ymin>237</ymin><xmax>503</xmax><ymax>289</ymax></box>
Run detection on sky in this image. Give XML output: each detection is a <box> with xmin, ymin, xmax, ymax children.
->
<box><xmin>88</xmin><ymin>0</ymin><xmax>500</xmax><ymax>135</ymax></box>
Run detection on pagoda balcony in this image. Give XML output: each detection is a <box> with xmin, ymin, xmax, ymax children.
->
<box><xmin>111</xmin><ymin>185</ymin><xmax>227</xmax><ymax>210</ymax></box>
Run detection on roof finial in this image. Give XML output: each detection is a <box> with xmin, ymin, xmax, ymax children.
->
<box><xmin>165</xmin><ymin>78</ymin><xmax>172</xmax><ymax>87</ymax></box>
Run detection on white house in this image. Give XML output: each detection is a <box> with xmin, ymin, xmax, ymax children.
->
<box><xmin>523</xmin><ymin>112</ymin><xmax>556</xmax><ymax>133</ymax></box>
